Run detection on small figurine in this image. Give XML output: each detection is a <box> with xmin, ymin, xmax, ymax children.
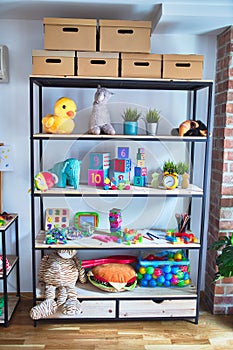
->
<box><xmin>89</xmin><ymin>85</ymin><xmax>115</xmax><ymax>135</ymax></box>
<box><xmin>42</xmin><ymin>97</ymin><xmax>77</xmax><ymax>134</ymax></box>
<box><xmin>181</xmin><ymin>172</ymin><xmax>189</xmax><ymax>189</ymax></box>
<box><xmin>151</xmin><ymin>172</ymin><xmax>159</xmax><ymax>189</ymax></box>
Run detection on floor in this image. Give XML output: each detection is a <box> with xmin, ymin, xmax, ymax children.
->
<box><xmin>0</xmin><ymin>295</ymin><xmax>233</xmax><ymax>350</ymax></box>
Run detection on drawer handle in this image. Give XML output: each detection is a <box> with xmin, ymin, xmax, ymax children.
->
<box><xmin>90</xmin><ymin>59</ymin><xmax>106</xmax><ymax>65</ymax></box>
<box><xmin>63</xmin><ymin>27</ymin><xmax>79</xmax><ymax>32</ymax></box>
<box><xmin>118</xmin><ymin>29</ymin><xmax>134</xmax><ymax>35</ymax></box>
<box><xmin>134</xmin><ymin>62</ymin><xmax>150</xmax><ymax>67</ymax></box>
<box><xmin>45</xmin><ymin>59</ymin><xmax>61</xmax><ymax>64</ymax></box>
<box><xmin>175</xmin><ymin>63</ymin><xmax>191</xmax><ymax>68</ymax></box>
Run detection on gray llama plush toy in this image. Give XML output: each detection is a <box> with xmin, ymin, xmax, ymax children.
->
<box><xmin>89</xmin><ymin>85</ymin><xmax>115</xmax><ymax>135</ymax></box>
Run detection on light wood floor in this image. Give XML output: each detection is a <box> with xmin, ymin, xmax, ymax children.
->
<box><xmin>0</xmin><ymin>295</ymin><xmax>233</xmax><ymax>350</ymax></box>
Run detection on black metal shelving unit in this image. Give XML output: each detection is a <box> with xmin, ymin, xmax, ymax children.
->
<box><xmin>30</xmin><ymin>76</ymin><xmax>213</xmax><ymax>325</ymax></box>
<box><xmin>0</xmin><ymin>214</ymin><xmax>20</xmax><ymax>327</ymax></box>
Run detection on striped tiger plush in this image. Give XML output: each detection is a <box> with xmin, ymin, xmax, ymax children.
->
<box><xmin>30</xmin><ymin>249</ymin><xmax>87</xmax><ymax>320</ymax></box>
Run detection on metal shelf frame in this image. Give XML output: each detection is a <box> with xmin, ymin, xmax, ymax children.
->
<box><xmin>29</xmin><ymin>76</ymin><xmax>213</xmax><ymax>325</ymax></box>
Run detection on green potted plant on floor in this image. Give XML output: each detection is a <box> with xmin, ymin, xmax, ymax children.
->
<box><xmin>145</xmin><ymin>108</ymin><xmax>160</xmax><ymax>136</ymax></box>
<box><xmin>122</xmin><ymin>108</ymin><xmax>141</xmax><ymax>135</ymax></box>
<box><xmin>208</xmin><ymin>234</ymin><xmax>233</xmax><ymax>281</ymax></box>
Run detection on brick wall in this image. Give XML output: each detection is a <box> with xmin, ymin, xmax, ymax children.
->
<box><xmin>205</xmin><ymin>26</ymin><xmax>233</xmax><ymax>314</ymax></box>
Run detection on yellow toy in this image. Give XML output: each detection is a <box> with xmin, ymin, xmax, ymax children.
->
<box><xmin>42</xmin><ymin>97</ymin><xmax>77</xmax><ymax>134</ymax></box>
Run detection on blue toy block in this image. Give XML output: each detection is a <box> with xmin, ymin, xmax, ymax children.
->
<box><xmin>134</xmin><ymin>167</ymin><xmax>147</xmax><ymax>177</ymax></box>
<box><xmin>89</xmin><ymin>152</ymin><xmax>110</xmax><ymax>170</ymax></box>
<box><xmin>114</xmin><ymin>171</ymin><xmax>130</xmax><ymax>185</ymax></box>
<box><xmin>134</xmin><ymin>176</ymin><xmax>147</xmax><ymax>187</ymax></box>
<box><xmin>117</xmin><ymin>147</ymin><xmax>129</xmax><ymax>159</ymax></box>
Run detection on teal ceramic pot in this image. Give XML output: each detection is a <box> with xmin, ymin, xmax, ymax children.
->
<box><xmin>124</xmin><ymin>121</ymin><xmax>138</xmax><ymax>135</ymax></box>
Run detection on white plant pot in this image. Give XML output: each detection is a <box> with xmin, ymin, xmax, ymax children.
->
<box><xmin>146</xmin><ymin>122</ymin><xmax>158</xmax><ymax>136</ymax></box>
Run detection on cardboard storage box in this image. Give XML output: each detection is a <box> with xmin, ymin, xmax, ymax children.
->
<box><xmin>77</xmin><ymin>52</ymin><xmax>119</xmax><ymax>77</ymax></box>
<box><xmin>32</xmin><ymin>50</ymin><xmax>75</xmax><ymax>76</ymax></box>
<box><xmin>99</xmin><ymin>19</ymin><xmax>151</xmax><ymax>53</ymax></box>
<box><xmin>44</xmin><ymin>17</ymin><xmax>97</xmax><ymax>51</ymax></box>
<box><xmin>121</xmin><ymin>53</ymin><xmax>162</xmax><ymax>78</ymax></box>
<box><xmin>163</xmin><ymin>54</ymin><xmax>204</xmax><ymax>80</ymax></box>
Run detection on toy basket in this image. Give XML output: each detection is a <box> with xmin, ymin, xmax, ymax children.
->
<box><xmin>136</xmin><ymin>250</ymin><xmax>190</xmax><ymax>288</ymax></box>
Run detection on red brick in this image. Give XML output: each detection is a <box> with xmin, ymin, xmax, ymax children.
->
<box><xmin>223</xmin><ymin>174</ymin><xmax>233</xmax><ymax>183</ymax></box>
<box><xmin>224</xmin><ymin>128</ymin><xmax>233</xmax><ymax>137</ymax></box>
<box><xmin>224</xmin><ymin>139</ymin><xmax>233</xmax><ymax>148</ymax></box>
<box><xmin>219</xmin><ymin>220</ymin><xmax>233</xmax><ymax>230</ymax></box>
<box><xmin>220</xmin><ymin>276</ymin><xmax>233</xmax><ymax>284</ymax></box>
<box><xmin>220</xmin><ymin>208</ymin><xmax>233</xmax><ymax>219</ymax></box>
<box><xmin>226</xmin><ymin>103</ymin><xmax>233</xmax><ymax>113</ymax></box>
<box><xmin>221</xmin><ymin>186</ymin><xmax>233</xmax><ymax>195</ymax></box>
<box><xmin>215</xmin><ymin>285</ymin><xmax>225</xmax><ymax>294</ymax></box>
<box><xmin>223</xmin><ymin>151</ymin><xmax>233</xmax><ymax>160</ymax></box>
<box><xmin>213</xmin><ymin>305</ymin><xmax>228</xmax><ymax>314</ymax></box>
<box><xmin>225</xmin><ymin>286</ymin><xmax>233</xmax><ymax>294</ymax></box>
<box><xmin>221</xmin><ymin>198</ymin><xmax>233</xmax><ymax>207</ymax></box>
<box><xmin>227</xmin><ymin>306</ymin><xmax>233</xmax><ymax>314</ymax></box>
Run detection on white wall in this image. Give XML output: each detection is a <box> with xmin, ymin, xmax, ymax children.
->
<box><xmin>0</xmin><ymin>19</ymin><xmax>216</xmax><ymax>291</ymax></box>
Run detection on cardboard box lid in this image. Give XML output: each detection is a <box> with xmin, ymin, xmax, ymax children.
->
<box><xmin>44</xmin><ymin>17</ymin><xmax>97</xmax><ymax>26</ymax></box>
<box><xmin>32</xmin><ymin>50</ymin><xmax>75</xmax><ymax>57</ymax></box>
<box><xmin>99</xmin><ymin>19</ymin><xmax>151</xmax><ymax>29</ymax></box>
<box><xmin>163</xmin><ymin>54</ymin><xmax>204</xmax><ymax>62</ymax></box>
<box><xmin>77</xmin><ymin>52</ymin><xmax>119</xmax><ymax>59</ymax></box>
<box><xmin>121</xmin><ymin>53</ymin><xmax>162</xmax><ymax>61</ymax></box>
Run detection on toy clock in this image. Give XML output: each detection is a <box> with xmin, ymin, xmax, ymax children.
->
<box><xmin>162</xmin><ymin>172</ymin><xmax>178</xmax><ymax>190</ymax></box>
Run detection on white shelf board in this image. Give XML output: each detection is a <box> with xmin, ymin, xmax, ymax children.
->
<box><xmin>35</xmin><ymin>229</ymin><xmax>200</xmax><ymax>249</ymax></box>
<box><xmin>36</xmin><ymin>281</ymin><xmax>197</xmax><ymax>300</ymax></box>
<box><xmin>34</xmin><ymin>184</ymin><xmax>203</xmax><ymax>197</ymax></box>
<box><xmin>0</xmin><ymin>214</ymin><xmax>18</xmax><ymax>231</ymax></box>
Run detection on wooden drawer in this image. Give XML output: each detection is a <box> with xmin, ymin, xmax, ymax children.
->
<box><xmin>119</xmin><ymin>299</ymin><xmax>196</xmax><ymax>318</ymax></box>
<box><xmin>79</xmin><ymin>300</ymin><xmax>116</xmax><ymax>318</ymax></box>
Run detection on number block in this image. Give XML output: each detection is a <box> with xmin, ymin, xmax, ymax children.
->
<box><xmin>137</xmin><ymin>159</ymin><xmax>145</xmax><ymax>167</ymax></box>
<box><xmin>89</xmin><ymin>152</ymin><xmax>110</xmax><ymax>170</ymax></box>
<box><xmin>88</xmin><ymin>169</ymin><xmax>109</xmax><ymax>186</ymax></box>
<box><xmin>114</xmin><ymin>171</ymin><xmax>130</xmax><ymax>185</ymax></box>
<box><xmin>136</xmin><ymin>152</ymin><xmax>145</xmax><ymax>160</ymax></box>
<box><xmin>117</xmin><ymin>147</ymin><xmax>129</xmax><ymax>159</ymax></box>
<box><xmin>134</xmin><ymin>167</ymin><xmax>147</xmax><ymax>177</ymax></box>
<box><xmin>134</xmin><ymin>176</ymin><xmax>147</xmax><ymax>187</ymax></box>
<box><xmin>114</xmin><ymin>158</ymin><xmax>131</xmax><ymax>172</ymax></box>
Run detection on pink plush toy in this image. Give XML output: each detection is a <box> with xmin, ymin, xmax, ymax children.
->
<box><xmin>34</xmin><ymin>171</ymin><xmax>58</xmax><ymax>191</ymax></box>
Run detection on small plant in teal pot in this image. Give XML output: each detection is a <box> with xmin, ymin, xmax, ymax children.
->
<box><xmin>122</xmin><ymin>108</ymin><xmax>141</xmax><ymax>135</ymax></box>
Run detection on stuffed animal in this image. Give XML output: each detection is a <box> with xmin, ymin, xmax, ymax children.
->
<box><xmin>89</xmin><ymin>85</ymin><xmax>115</xmax><ymax>135</ymax></box>
<box><xmin>178</xmin><ymin>120</ymin><xmax>208</xmax><ymax>137</ymax></box>
<box><xmin>49</xmin><ymin>158</ymin><xmax>81</xmax><ymax>190</ymax></box>
<box><xmin>42</xmin><ymin>97</ymin><xmax>77</xmax><ymax>134</ymax></box>
<box><xmin>30</xmin><ymin>249</ymin><xmax>87</xmax><ymax>320</ymax></box>
<box><xmin>34</xmin><ymin>171</ymin><xmax>58</xmax><ymax>191</ymax></box>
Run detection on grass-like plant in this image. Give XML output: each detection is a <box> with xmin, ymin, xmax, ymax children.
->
<box><xmin>145</xmin><ymin>108</ymin><xmax>160</xmax><ymax>123</ymax></box>
<box><xmin>176</xmin><ymin>161</ymin><xmax>189</xmax><ymax>175</ymax></box>
<box><xmin>163</xmin><ymin>160</ymin><xmax>178</xmax><ymax>174</ymax></box>
<box><xmin>208</xmin><ymin>234</ymin><xmax>233</xmax><ymax>281</ymax></box>
<box><xmin>121</xmin><ymin>108</ymin><xmax>141</xmax><ymax>122</ymax></box>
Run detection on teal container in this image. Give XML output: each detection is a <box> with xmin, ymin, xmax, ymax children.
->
<box><xmin>123</xmin><ymin>121</ymin><xmax>138</xmax><ymax>135</ymax></box>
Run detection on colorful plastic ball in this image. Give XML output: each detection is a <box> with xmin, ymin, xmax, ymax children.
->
<box><xmin>144</xmin><ymin>273</ymin><xmax>152</xmax><ymax>281</ymax></box>
<box><xmin>177</xmin><ymin>280</ymin><xmax>185</xmax><ymax>287</ymax></box>
<box><xmin>174</xmin><ymin>252</ymin><xmax>183</xmax><ymax>261</ymax></box>
<box><xmin>157</xmin><ymin>275</ymin><xmax>165</xmax><ymax>284</ymax></box>
<box><xmin>149</xmin><ymin>279</ymin><xmax>157</xmax><ymax>287</ymax></box>
<box><xmin>164</xmin><ymin>280</ymin><xmax>171</xmax><ymax>287</ymax></box>
<box><xmin>139</xmin><ymin>266</ymin><xmax>146</xmax><ymax>275</ymax></box>
<box><xmin>177</xmin><ymin>271</ymin><xmax>184</xmax><ymax>280</ymax></box>
<box><xmin>171</xmin><ymin>276</ymin><xmax>178</xmax><ymax>285</ymax></box>
<box><xmin>140</xmin><ymin>279</ymin><xmax>148</xmax><ymax>287</ymax></box>
<box><xmin>163</xmin><ymin>265</ymin><xmax>171</xmax><ymax>274</ymax></box>
<box><xmin>171</xmin><ymin>266</ymin><xmax>179</xmax><ymax>274</ymax></box>
<box><xmin>137</xmin><ymin>273</ymin><xmax>143</xmax><ymax>280</ymax></box>
<box><xmin>184</xmin><ymin>279</ymin><xmax>190</xmax><ymax>285</ymax></box>
<box><xmin>152</xmin><ymin>274</ymin><xmax>158</xmax><ymax>279</ymax></box>
<box><xmin>154</xmin><ymin>268</ymin><xmax>162</xmax><ymax>277</ymax></box>
<box><xmin>183</xmin><ymin>272</ymin><xmax>189</xmax><ymax>280</ymax></box>
<box><xmin>165</xmin><ymin>273</ymin><xmax>173</xmax><ymax>281</ymax></box>
<box><xmin>146</xmin><ymin>266</ymin><xmax>154</xmax><ymax>275</ymax></box>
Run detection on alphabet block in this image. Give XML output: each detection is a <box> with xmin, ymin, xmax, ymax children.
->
<box><xmin>114</xmin><ymin>158</ymin><xmax>131</xmax><ymax>172</ymax></box>
<box><xmin>89</xmin><ymin>152</ymin><xmax>110</xmax><ymax>170</ymax></box>
<box><xmin>134</xmin><ymin>176</ymin><xmax>147</xmax><ymax>187</ymax></box>
<box><xmin>88</xmin><ymin>169</ymin><xmax>109</xmax><ymax>186</ymax></box>
<box><xmin>117</xmin><ymin>147</ymin><xmax>129</xmax><ymax>159</ymax></box>
<box><xmin>114</xmin><ymin>171</ymin><xmax>130</xmax><ymax>185</ymax></box>
<box><xmin>134</xmin><ymin>167</ymin><xmax>147</xmax><ymax>177</ymax></box>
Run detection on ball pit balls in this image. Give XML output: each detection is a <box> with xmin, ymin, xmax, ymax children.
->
<box><xmin>137</xmin><ymin>251</ymin><xmax>190</xmax><ymax>288</ymax></box>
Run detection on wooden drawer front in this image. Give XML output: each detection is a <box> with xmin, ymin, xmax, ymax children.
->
<box><xmin>79</xmin><ymin>300</ymin><xmax>116</xmax><ymax>318</ymax></box>
<box><xmin>119</xmin><ymin>299</ymin><xmax>196</xmax><ymax>318</ymax></box>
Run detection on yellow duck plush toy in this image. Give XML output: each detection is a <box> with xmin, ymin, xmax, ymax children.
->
<box><xmin>42</xmin><ymin>97</ymin><xmax>77</xmax><ymax>134</ymax></box>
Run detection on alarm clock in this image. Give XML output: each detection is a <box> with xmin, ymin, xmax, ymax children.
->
<box><xmin>162</xmin><ymin>172</ymin><xmax>178</xmax><ymax>190</ymax></box>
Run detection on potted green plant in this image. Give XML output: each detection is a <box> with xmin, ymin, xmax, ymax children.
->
<box><xmin>145</xmin><ymin>108</ymin><xmax>160</xmax><ymax>136</ymax></box>
<box><xmin>163</xmin><ymin>160</ymin><xmax>178</xmax><ymax>174</ymax></box>
<box><xmin>176</xmin><ymin>161</ymin><xmax>189</xmax><ymax>186</ymax></box>
<box><xmin>208</xmin><ymin>234</ymin><xmax>233</xmax><ymax>281</ymax></box>
<box><xmin>121</xmin><ymin>108</ymin><xmax>141</xmax><ymax>135</ymax></box>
